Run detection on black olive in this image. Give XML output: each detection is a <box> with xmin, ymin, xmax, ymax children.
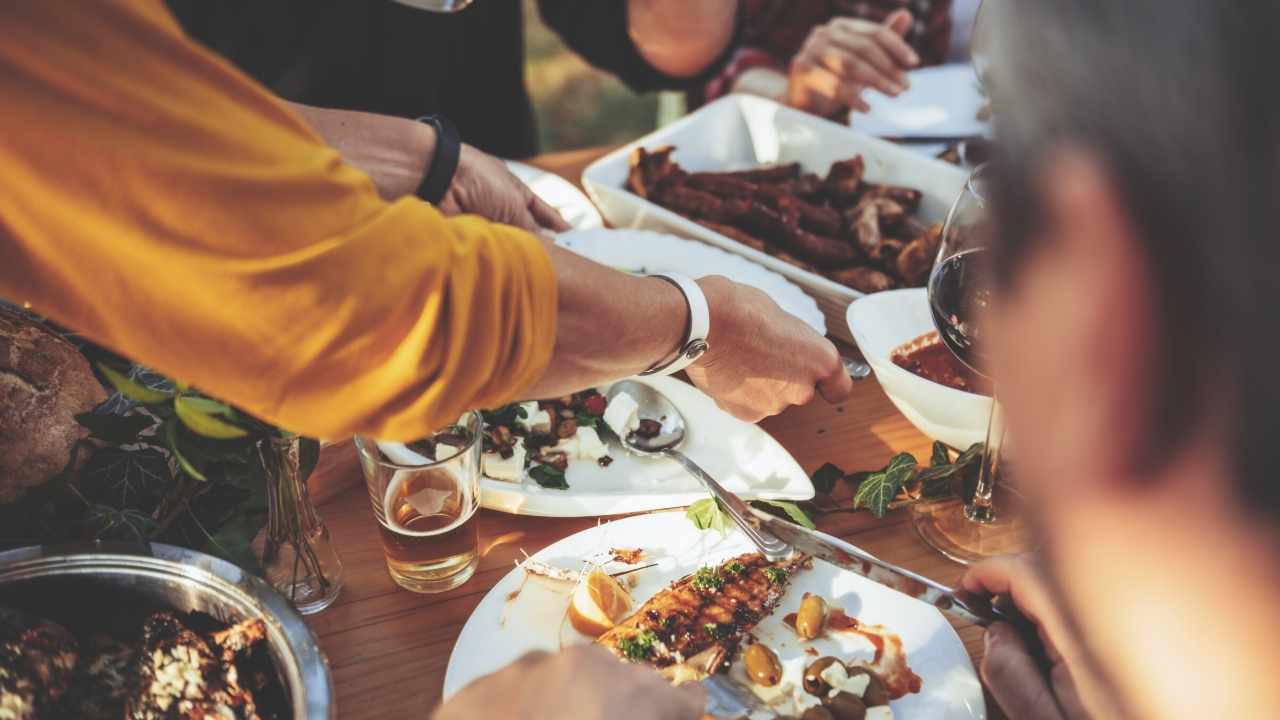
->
<box><xmin>824</xmin><ymin>691</ymin><xmax>867</xmax><ymax>720</ymax></box>
<box><xmin>803</xmin><ymin>656</ymin><xmax>843</xmax><ymax>696</ymax></box>
<box><xmin>801</xmin><ymin>708</ymin><xmax>835</xmax><ymax>720</ymax></box>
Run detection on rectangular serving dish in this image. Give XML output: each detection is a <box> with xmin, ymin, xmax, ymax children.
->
<box><xmin>582</xmin><ymin>94</ymin><xmax>969</xmax><ymax>343</ymax></box>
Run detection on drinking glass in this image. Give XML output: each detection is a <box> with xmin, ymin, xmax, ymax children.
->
<box><xmin>910</xmin><ymin>164</ymin><xmax>1033</xmax><ymax>563</ymax></box>
<box><xmin>388</xmin><ymin>0</ymin><xmax>475</xmax><ymax>11</ymax></box>
<box><xmin>354</xmin><ymin>412</ymin><xmax>482</xmax><ymax>593</ymax></box>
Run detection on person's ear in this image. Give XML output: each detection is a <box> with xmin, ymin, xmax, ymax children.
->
<box><xmin>997</xmin><ymin>150</ymin><xmax>1157</xmax><ymax>490</ymax></box>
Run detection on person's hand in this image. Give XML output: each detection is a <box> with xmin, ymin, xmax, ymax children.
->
<box><xmin>438</xmin><ymin>144</ymin><xmax>571</xmax><ymax>233</ymax></box>
<box><xmin>687</xmin><ymin>276</ymin><xmax>853</xmax><ymax>422</ymax></box>
<box><xmin>787</xmin><ymin>10</ymin><xmax>919</xmax><ymax>117</ymax></box>
<box><xmin>432</xmin><ymin>646</ymin><xmax>704</xmax><ymax>720</ymax></box>
<box><xmin>961</xmin><ymin>555</ymin><xmax>1102</xmax><ymax>720</ymax></box>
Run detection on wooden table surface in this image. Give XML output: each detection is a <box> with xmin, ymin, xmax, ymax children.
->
<box><xmin>304</xmin><ymin>148</ymin><xmax>998</xmax><ymax>719</ymax></box>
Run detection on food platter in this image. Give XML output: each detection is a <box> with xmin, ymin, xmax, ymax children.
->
<box><xmin>556</xmin><ymin>228</ymin><xmax>826</xmax><ymax>334</ymax></box>
<box><xmin>443</xmin><ymin>511</ymin><xmax>985</xmax><ymax>718</ymax></box>
<box><xmin>477</xmin><ymin>377</ymin><xmax>815</xmax><ymax>517</ymax></box>
<box><xmin>507</xmin><ymin>159</ymin><xmax>605</xmax><ymax>230</ymax></box>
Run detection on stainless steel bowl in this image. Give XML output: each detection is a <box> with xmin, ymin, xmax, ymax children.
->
<box><xmin>0</xmin><ymin>542</ymin><xmax>334</xmax><ymax>719</ymax></box>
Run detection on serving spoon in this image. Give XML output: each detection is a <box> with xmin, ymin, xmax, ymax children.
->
<box><xmin>607</xmin><ymin>381</ymin><xmax>792</xmax><ymax>561</ymax></box>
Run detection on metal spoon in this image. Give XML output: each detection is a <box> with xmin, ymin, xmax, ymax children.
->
<box><xmin>607</xmin><ymin>381</ymin><xmax>792</xmax><ymax>561</ymax></box>
<box><xmin>842</xmin><ymin>355</ymin><xmax>872</xmax><ymax>380</ymax></box>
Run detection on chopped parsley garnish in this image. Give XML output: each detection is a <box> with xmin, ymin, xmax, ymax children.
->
<box><xmin>724</xmin><ymin>561</ymin><xmax>747</xmax><ymax>576</ymax></box>
<box><xmin>763</xmin><ymin>567</ymin><xmax>786</xmax><ymax>585</ymax></box>
<box><xmin>617</xmin><ymin>630</ymin><xmax>659</xmax><ymax>661</ymax></box>
<box><xmin>691</xmin><ymin>566</ymin><xmax>725</xmax><ymax>592</ymax></box>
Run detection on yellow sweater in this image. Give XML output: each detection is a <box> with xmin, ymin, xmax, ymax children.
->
<box><xmin>0</xmin><ymin>1</ymin><xmax>556</xmax><ymax>441</ymax></box>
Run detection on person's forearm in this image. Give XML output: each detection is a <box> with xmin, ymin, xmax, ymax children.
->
<box><xmin>287</xmin><ymin>101</ymin><xmax>434</xmax><ymax>201</ymax></box>
<box><xmin>521</xmin><ymin>240</ymin><xmax>690</xmax><ymax>399</ymax></box>
<box><xmin>627</xmin><ymin>0</ymin><xmax>738</xmax><ymax>78</ymax></box>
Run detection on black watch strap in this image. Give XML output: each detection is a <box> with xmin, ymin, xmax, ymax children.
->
<box><xmin>415</xmin><ymin>114</ymin><xmax>460</xmax><ymax>205</ymax></box>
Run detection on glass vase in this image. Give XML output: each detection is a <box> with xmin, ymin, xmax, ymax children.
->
<box><xmin>260</xmin><ymin>436</ymin><xmax>344</xmax><ymax>614</ymax></box>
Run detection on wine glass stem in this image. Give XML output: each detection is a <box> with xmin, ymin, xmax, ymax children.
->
<box><xmin>964</xmin><ymin>394</ymin><xmax>1005</xmax><ymax>524</ymax></box>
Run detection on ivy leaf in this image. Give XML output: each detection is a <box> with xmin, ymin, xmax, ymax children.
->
<box><xmin>97</xmin><ymin>363</ymin><xmax>173</xmax><ymax>404</ymax></box>
<box><xmin>931</xmin><ymin>442</ymin><xmax>951</xmax><ymax>467</ymax></box>
<box><xmin>754</xmin><ymin>499</ymin><xmax>816</xmax><ymax>530</ymax></box>
<box><xmin>75</xmin><ymin>411</ymin><xmax>156</xmax><ymax>445</ymax></box>
<box><xmin>810</xmin><ymin>463</ymin><xmax>845</xmax><ymax>495</ymax></box>
<box><xmin>174</xmin><ymin>396</ymin><xmax>249</xmax><ymax>439</ymax></box>
<box><xmin>529</xmin><ymin>464</ymin><xmax>569</xmax><ymax>490</ymax></box>
<box><xmin>482</xmin><ymin>404</ymin><xmax>528</xmax><ymax>428</ymax></box>
<box><xmin>84</xmin><ymin>505</ymin><xmax>159</xmax><ymax>543</ymax></box>
<box><xmin>852</xmin><ymin>452</ymin><xmax>918</xmax><ymax>518</ymax></box>
<box><xmin>79</xmin><ymin>447</ymin><xmax>171</xmax><ymax>512</ymax></box>
<box><xmin>686</xmin><ymin>497</ymin><xmax>732</xmax><ymax>533</ymax></box>
<box><xmin>163</xmin><ymin>419</ymin><xmax>209</xmax><ymax>482</ymax></box>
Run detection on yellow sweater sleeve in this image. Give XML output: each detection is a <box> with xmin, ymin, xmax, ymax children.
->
<box><xmin>0</xmin><ymin>1</ymin><xmax>556</xmax><ymax>440</ymax></box>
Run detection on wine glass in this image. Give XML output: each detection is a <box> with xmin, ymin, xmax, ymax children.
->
<box><xmin>910</xmin><ymin>164</ymin><xmax>1034</xmax><ymax>564</ymax></box>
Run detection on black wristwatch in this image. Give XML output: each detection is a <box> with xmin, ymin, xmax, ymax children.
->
<box><xmin>414</xmin><ymin>114</ymin><xmax>461</xmax><ymax>204</ymax></box>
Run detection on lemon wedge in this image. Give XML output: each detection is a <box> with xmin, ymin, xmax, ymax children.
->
<box><xmin>568</xmin><ymin>568</ymin><xmax>632</xmax><ymax>638</ymax></box>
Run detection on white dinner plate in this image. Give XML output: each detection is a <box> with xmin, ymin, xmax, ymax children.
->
<box><xmin>443</xmin><ymin>512</ymin><xmax>986</xmax><ymax>719</ymax></box>
<box><xmin>479</xmin><ymin>377</ymin><xmax>814</xmax><ymax>517</ymax></box>
<box><xmin>854</xmin><ymin>64</ymin><xmax>991</xmax><ymax>140</ymax></box>
<box><xmin>507</xmin><ymin>160</ymin><xmax>604</xmax><ymax>230</ymax></box>
<box><xmin>556</xmin><ymin>228</ymin><xmax>827</xmax><ymax>334</ymax></box>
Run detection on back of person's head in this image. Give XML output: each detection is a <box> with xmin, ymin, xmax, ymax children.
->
<box><xmin>989</xmin><ymin>0</ymin><xmax>1280</xmax><ymax>522</ymax></box>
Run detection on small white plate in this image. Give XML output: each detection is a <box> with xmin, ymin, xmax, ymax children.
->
<box><xmin>854</xmin><ymin>64</ymin><xmax>991</xmax><ymax>140</ymax></box>
<box><xmin>846</xmin><ymin>288</ymin><xmax>992</xmax><ymax>449</ymax></box>
<box><xmin>480</xmin><ymin>377</ymin><xmax>814</xmax><ymax>517</ymax></box>
<box><xmin>443</xmin><ymin>512</ymin><xmax>985</xmax><ymax>718</ymax></box>
<box><xmin>556</xmin><ymin>228</ymin><xmax>826</xmax><ymax>334</ymax></box>
<box><xmin>507</xmin><ymin>160</ymin><xmax>604</xmax><ymax>230</ymax></box>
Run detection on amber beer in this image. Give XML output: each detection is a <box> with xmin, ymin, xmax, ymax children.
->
<box><xmin>355</xmin><ymin>413</ymin><xmax>483</xmax><ymax>594</ymax></box>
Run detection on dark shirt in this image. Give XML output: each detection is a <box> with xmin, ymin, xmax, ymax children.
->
<box><xmin>165</xmin><ymin>0</ymin><xmax>724</xmax><ymax>158</ymax></box>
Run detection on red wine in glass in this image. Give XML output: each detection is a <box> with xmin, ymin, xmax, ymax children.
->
<box><xmin>928</xmin><ymin>247</ymin><xmax>993</xmax><ymax>376</ymax></box>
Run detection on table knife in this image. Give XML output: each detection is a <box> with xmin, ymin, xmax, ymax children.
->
<box><xmin>748</xmin><ymin>507</ymin><xmax>1020</xmax><ymax>628</ymax></box>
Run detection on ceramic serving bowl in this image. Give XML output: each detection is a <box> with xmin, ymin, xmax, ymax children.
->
<box><xmin>846</xmin><ymin>288</ymin><xmax>992</xmax><ymax>449</ymax></box>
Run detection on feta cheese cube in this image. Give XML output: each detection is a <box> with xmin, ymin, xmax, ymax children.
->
<box><xmin>821</xmin><ymin>663</ymin><xmax>870</xmax><ymax>698</ymax></box>
<box><xmin>603</xmin><ymin>391</ymin><xmax>640</xmax><ymax>438</ymax></box>
<box><xmin>865</xmin><ymin>706</ymin><xmax>894</xmax><ymax>719</ymax></box>
<box><xmin>519</xmin><ymin>401</ymin><xmax>553</xmax><ymax>433</ymax></box>
<box><xmin>484</xmin><ymin>441</ymin><xmax>526</xmax><ymax>482</ymax></box>
<box><xmin>571</xmin><ymin>426</ymin><xmax>609</xmax><ymax>461</ymax></box>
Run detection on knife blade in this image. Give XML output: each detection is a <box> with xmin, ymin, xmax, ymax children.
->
<box><xmin>747</xmin><ymin>507</ymin><xmax>1016</xmax><ymax>628</ymax></box>
<box><xmin>701</xmin><ymin>672</ymin><xmax>771</xmax><ymax>718</ymax></box>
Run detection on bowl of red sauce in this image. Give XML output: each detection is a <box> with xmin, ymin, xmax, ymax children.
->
<box><xmin>846</xmin><ymin>289</ymin><xmax>993</xmax><ymax>449</ymax></box>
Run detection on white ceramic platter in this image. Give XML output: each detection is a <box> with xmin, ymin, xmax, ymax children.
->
<box><xmin>854</xmin><ymin>64</ymin><xmax>991</xmax><ymax>140</ymax></box>
<box><xmin>846</xmin><ymin>288</ymin><xmax>992</xmax><ymax>449</ymax></box>
<box><xmin>507</xmin><ymin>160</ymin><xmax>604</xmax><ymax>230</ymax></box>
<box><xmin>479</xmin><ymin>377</ymin><xmax>814</xmax><ymax>517</ymax></box>
<box><xmin>556</xmin><ymin>228</ymin><xmax>826</xmax><ymax>334</ymax></box>
<box><xmin>581</xmin><ymin>94</ymin><xmax>968</xmax><ymax>344</ymax></box>
<box><xmin>443</xmin><ymin>512</ymin><xmax>985</xmax><ymax>719</ymax></box>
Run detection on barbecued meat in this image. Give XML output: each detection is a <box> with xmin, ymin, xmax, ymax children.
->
<box><xmin>0</xmin><ymin>607</ymin><xmax>78</xmax><ymax>720</ymax></box>
<box><xmin>58</xmin><ymin>635</ymin><xmax>135</xmax><ymax>719</ymax></box>
<box><xmin>125</xmin><ymin>613</ymin><xmax>263</xmax><ymax>720</ymax></box>
<box><xmin>597</xmin><ymin>553</ymin><xmax>809</xmax><ymax>680</ymax></box>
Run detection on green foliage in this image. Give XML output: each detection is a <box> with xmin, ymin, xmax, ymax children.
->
<box><xmin>74</xmin><ymin>411</ymin><xmax>156</xmax><ymax>445</ymax></box>
<box><xmin>686</xmin><ymin>497</ymin><xmax>815</xmax><ymax>532</ymax></box>
<box><xmin>174</xmin><ymin>396</ymin><xmax>249</xmax><ymax>439</ymax></box>
<box><xmin>616</xmin><ymin>629</ymin><xmax>659</xmax><ymax>661</ymax></box>
<box><xmin>763</xmin><ymin>567</ymin><xmax>786</xmax><ymax>584</ymax></box>
<box><xmin>753</xmin><ymin>500</ymin><xmax>816</xmax><ymax>530</ymax></box>
<box><xmin>97</xmin><ymin>363</ymin><xmax>172</xmax><ymax>403</ymax></box>
<box><xmin>482</xmin><ymin>403</ymin><xmax>527</xmax><ymax>428</ymax></box>
<box><xmin>810</xmin><ymin>463</ymin><xmax>845</xmax><ymax>495</ymax></box>
<box><xmin>528</xmin><ymin>463</ymin><xmax>569</xmax><ymax>490</ymax></box>
<box><xmin>691</xmin><ymin>566</ymin><xmax>725</xmax><ymax>593</ymax></box>
<box><xmin>852</xmin><ymin>453</ymin><xmax>918</xmax><ymax>518</ymax></box>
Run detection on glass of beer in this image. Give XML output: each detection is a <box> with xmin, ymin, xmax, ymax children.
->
<box><xmin>354</xmin><ymin>412</ymin><xmax>482</xmax><ymax>593</ymax></box>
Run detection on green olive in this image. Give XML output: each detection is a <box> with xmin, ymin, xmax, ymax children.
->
<box><xmin>824</xmin><ymin>691</ymin><xmax>867</xmax><ymax>720</ymax></box>
<box><xmin>743</xmin><ymin>643</ymin><xmax>783</xmax><ymax>687</ymax></box>
<box><xmin>803</xmin><ymin>656</ymin><xmax>843</xmax><ymax>696</ymax></box>
<box><xmin>801</xmin><ymin>708</ymin><xmax>836</xmax><ymax>720</ymax></box>
<box><xmin>795</xmin><ymin>595</ymin><xmax>829</xmax><ymax>640</ymax></box>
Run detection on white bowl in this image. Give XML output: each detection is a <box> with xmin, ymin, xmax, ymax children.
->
<box><xmin>846</xmin><ymin>288</ymin><xmax>992</xmax><ymax>449</ymax></box>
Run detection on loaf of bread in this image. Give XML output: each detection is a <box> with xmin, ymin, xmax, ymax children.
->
<box><xmin>0</xmin><ymin>309</ymin><xmax>106</xmax><ymax>504</ymax></box>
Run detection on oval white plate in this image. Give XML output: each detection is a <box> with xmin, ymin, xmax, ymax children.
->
<box><xmin>443</xmin><ymin>511</ymin><xmax>985</xmax><ymax>719</ymax></box>
<box><xmin>507</xmin><ymin>160</ymin><xmax>604</xmax><ymax>230</ymax></box>
<box><xmin>556</xmin><ymin>228</ymin><xmax>827</xmax><ymax>335</ymax></box>
<box><xmin>854</xmin><ymin>64</ymin><xmax>991</xmax><ymax>140</ymax></box>
<box><xmin>847</xmin><ymin>288</ymin><xmax>992</xmax><ymax>449</ymax></box>
<box><xmin>480</xmin><ymin>377</ymin><xmax>814</xmax><ymax>517</ymax></box>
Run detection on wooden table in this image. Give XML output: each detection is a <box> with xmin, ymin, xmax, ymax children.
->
<box><xmin>304</xmin><ymin>148</ymin><xmax>997</xmax><ymax>718</ymax></box>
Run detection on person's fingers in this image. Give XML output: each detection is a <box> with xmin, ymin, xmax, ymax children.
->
<box><xmin>982</xmin><ymin>622</ymin><xmax>1067</xmax><ymax>720</ymax></box>
<box><xmin>873</xmin><ymin>22</ymin><xmax>920</xmax><ymax>67</ymax></box>
<box><xmin>883</xmin><ymin>8</ymin><xmax>914</xmax><ymax>39</ymax></box>
<box><xmin>816</xmin><ymin>343</ymin><xmax>854</xmax><ymax>403</ymax></box>
<box><xmin>529</xmin><ymin>194</ymin><xmax>571</xmax><ymax>232</ymax></box>
<box><xmin>815</xmin><ymin>43</ymin><xmax>904</xmax><ymax>96</ymax></box>
<box><xmin>796</xmin><ymin>63</ymin><xmax>870</xmax><ymax>113</ymax></box>
<box><xmin>1049</xmin><ymin>662</ymin><xmax>1092</xmax><ymax>720</ymax></box>
<box><xmin>961</xmin><ymin>555</ymin><xmax>1057</xmax><ymax>630</ymax></box>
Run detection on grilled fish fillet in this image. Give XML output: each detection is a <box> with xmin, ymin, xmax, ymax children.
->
<box><xmin>597</xmin><ymin>553</ymin><xmax>808</xmax><ymax>679</ymax></box>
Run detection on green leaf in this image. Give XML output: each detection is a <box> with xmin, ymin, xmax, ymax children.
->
<box><xmin>931</xmin><ymin>442</ymin><xmax>951</xmax><ymax>467</ymax></box>
<box><xmin>528</xmin><ymin>463</ymin><xmax>568</xmax><ymax>490</ymax></box>
<box><xmin>174</xmin><ymin>396</ymin><xmax>249</xmax><ymax>439</ymax></box>
<box><xmin>164</xmin><ymin>419</ymin><xmax>209</xmax><ymax>482</ymax></box>
<box><xmin>79</xmin><ymin>447</ymin><xmax>171</xmax><ymax>512</ymax></box>
<box><xmin>97</xmin><ymin>363</ymin><xmax>173</xmax><ymax>404</ymax></box>
<box><xmin>686</xmin><ymin>497</ymin><xmax>732</xmax><ymax>533</ymax></box>
<box><xmin>754</xmin><ymin>499</ymin><xmax>816</xmax><ymax>529</ymax></box>
<box><xmin>84</xmin><ymin>505</ymin><xmax>158</xmax><ymax>543</ymax></box>
<box><xmin>810</xmin><ymin>463</ymin><xmax>844</xmax><ymax>495</ymax></box>
<box><xmin>75</xmin><ymin>411</ymin><xmax>156</xmax><ymax>445</ymax></box>
<box><xmin>852</xmin><ymin>452</ymin><xmax>918</xmax><ymax>518</ymax></box>
<box><xmin>482</xmin><ymin>404</ymin><xmax>527</xmax><ymax>428</ymax></box>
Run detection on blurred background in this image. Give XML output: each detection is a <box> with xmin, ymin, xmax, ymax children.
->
<box><xmin>523</xmin><ymin>0</ymin><xmax>668</xmax><ymax>152</ymax></box>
